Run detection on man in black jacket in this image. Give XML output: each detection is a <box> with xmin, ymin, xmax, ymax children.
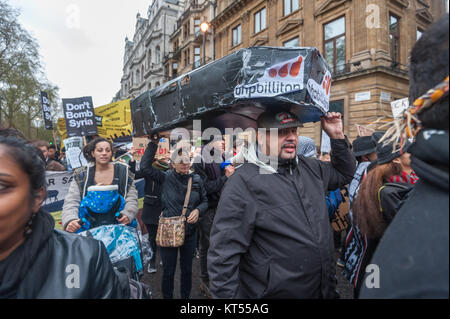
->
<box><xmin>208</xmin><ymin>110</ymin><xmax>356</xmax><ymax>298</ymax></box>
<box><xmin>193</xmin><ymin>137</ymin><xmax>235</xmax><ymax>297</ymax></box>
<box><xmin>360</xmin><ymin>14</ymin><xmax>449</xmax><ymax>299</ymax></box>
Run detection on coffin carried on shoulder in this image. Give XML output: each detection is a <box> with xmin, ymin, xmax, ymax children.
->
<box><xmin>130</xmin><ymin>46</ymin><xmax>332</xmax><ymax>136</ymax></box>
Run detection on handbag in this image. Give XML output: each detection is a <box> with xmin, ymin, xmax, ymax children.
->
<box><xmin>156</xmin><ymin>177</ymin><xmax>192</xmax><ymax>248</ymax></box>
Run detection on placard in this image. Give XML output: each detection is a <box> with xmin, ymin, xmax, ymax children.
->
<box><xmin>390</xmin><ymin>98</ymin><xmax>409</xmax><ymax>119</ymax></box>
<box><xmin>40</xmin><ymin>91</ymin><xmax>53</xmax><ymax>130</ymax></box>
<box><xmin>132</xmin><ymin>137</ymin><xmax>149</xmax><ymax>161</ymax></box>
<box><xmin>63</xmin><ymin>136</ymin><xmax>88</xmax><ymax>169</ymax></box>
<box><xmin>156</xmin><ymin>137</ymin><xmax>170</xmax><ymax>159</ymax></box>
<box><xmin>62</xmin><ymin>96</ymin><xmax>98</xmax><ymax>137</ymax></box>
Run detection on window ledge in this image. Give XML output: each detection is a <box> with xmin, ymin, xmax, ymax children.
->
<box><xmin>251</xmin><ymin>28</ymin><xmax>268</xmax><ymax>39</ymax></box>
<box><xmin>279</xmin><ymin>8</ymin><xmax>302</xmax><ymax>23</ymax></box>
<box><xmin>230</xmin><ymin>42</ymin><xmax>243</xmax><ymax>51</ymax></box>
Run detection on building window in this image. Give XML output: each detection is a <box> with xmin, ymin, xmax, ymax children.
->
<box><xmin>417</xmin><ymin>27</ymin><xmax>423</xmax><ymax>40</ymax></box>
<box><xmin>155</xmin><ymin>46</ymin><xmax>161</xmax><ymax>64</ymax></box>
<box><xmin>172</xmin><ymin>62</ymin><xmax>178</xmax><ymax>77</ymax></box>
<box><xmin>283</xmin><ymin>37</ymin><xmax>299</xmax><ymax>47</ymax></box>
<box><xmin>254</xmin><ymin>8</ymin><xmax>266</xmax><ymax>34</ymax></box>
<box><xmin>194</xmin><ymin>47</ymin><xmax>201</xmax><ymax>68</ymax></box>
<box><xmin>284</xmin><ymin>0</ymin><xmax>299</xmax><ymax>16</ymax></box>
<box><xmin>389</xmin><ymin>14</ymin><xmax>400</xmax><ymax>63</ymax></box>
<box><xmin>324</xmin><ymin>16</ymin><xmax>346</xmax><ymax>75</ymax></box>
<box><xmin>194</xmin><ymin>19</ymin><xmax>200</xmax><ymax>35</ymax></box>
<box><xmin>136</xmin><ymin>69</ymin><xmax>140</xmax><ymax>84</ymax></box>
<box><xmin>232</xmin><ymin>25</ymin><xmax>242</xmax><ymax>46</ymax></box>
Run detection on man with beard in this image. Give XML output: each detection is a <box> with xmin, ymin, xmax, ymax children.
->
<box><xmin>208</xmin><ymin>110</ymin><xmax>356</xmax><ymax>298</ymax></box>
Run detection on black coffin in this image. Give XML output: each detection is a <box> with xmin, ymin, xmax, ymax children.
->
<box><xmin>131</xmin><ymin>46</ymin><xmax>332</xmax><ymax>136</ymax></box>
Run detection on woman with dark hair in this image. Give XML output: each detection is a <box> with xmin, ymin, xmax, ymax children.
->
<box><xmin>0</xmin><ymin>136</ymin><xmax>126</xmax><ymax>298</ymax></box>
<box><xmin>349</xmin><ymin>139</ymin><xmax>418</xmax><ymax>297</ymax></box>
<box><xmin>62</xmin><ymin>137</ymin><xmax>138</xmax><ymax>233</ymax></box>
<box><xmin>140</xmin><ymin>134</ymin><xmax>208</xmax><ymax>299</ymax></box>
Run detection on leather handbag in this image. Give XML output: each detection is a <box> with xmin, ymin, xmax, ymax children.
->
<box><xmin>156</xmin><ymin>177</ymin><xmax>192</xmax><ymax>248</ymax></box>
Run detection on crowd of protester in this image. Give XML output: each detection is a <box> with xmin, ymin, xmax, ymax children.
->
<box><xmin>0</xmin><ymin>14</ymin><xmax>448</xmax><ymax>299</ymax></box>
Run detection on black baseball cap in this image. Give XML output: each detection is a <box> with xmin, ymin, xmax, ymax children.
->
<box><xmin>256</xmin><ymin>111</ymin><xmax>303</xmax><ymax>130</ymax></box>
<box><xmin>353</xmin><ymin>136</ymin><xmax>377</xmax><ymax>157</ymax></box>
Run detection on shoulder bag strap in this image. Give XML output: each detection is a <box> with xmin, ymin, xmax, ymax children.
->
<box><xmin>181</xmin><ymin>177</ymin><xmax>193</xmax><ymax>217</ymax></box>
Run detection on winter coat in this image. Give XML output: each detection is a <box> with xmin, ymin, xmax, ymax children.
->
<box><xmin>360</xmin><ymin>129</ymin><xmax>449</xmax><ymax>298</ymax></box>
<box><xmin>62</xmin><ymin>162</ymin><xmax>138</xmax><ymax>230</ymax></box>
<box><xmin>139</xmin><ymin>142</ymin><xmax>209</xmax><ymax>236</ymax></box>
<box><xmin>14</xmin><ymin>229</ymin><xmax>126</xmax><ymax>298</ymax></box>
<box><xmin>208</xmin><ymin>139</ymin><xmax>356</xmax><ymax>299</ymax></box>
<box><xmin>132</xmin><ymin>152</ymin><xmax>168</xmax><ymax>225</ymax></box>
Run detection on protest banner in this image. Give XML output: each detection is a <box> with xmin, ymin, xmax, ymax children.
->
<box><xmin>40</xmin><ymin>91</ymin><xmax>53</xmax><ymax>130</ymax></box>
<box><xmin>63</xmin><ymin>136</ymin><xmax>87</xmax><ymax>169</ymax></box>
<box><xmin>57</xmin><ymin>99</ymin><xmax>132</xmax><ymax>143</ymax></box>
<box><xmin>62</xmin><ymin>96</ymin><xmax>98</xmax><ymax>137</ymax></box>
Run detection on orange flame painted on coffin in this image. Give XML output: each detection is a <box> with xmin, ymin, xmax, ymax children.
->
<box><xmin>268</xmin><ymin>56</ymin><xmax>303</xmax><ymax>78</ymax></box>
<box><xmin>322</xmin><ymin>74</ymin><xmax>331</xmax><ymax>95</ymax></box>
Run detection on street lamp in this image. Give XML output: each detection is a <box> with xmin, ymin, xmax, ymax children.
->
<box><xmin>200</xmin><ymin>22</ymin><xmax>210</xmax><ymax>66</ymax></box>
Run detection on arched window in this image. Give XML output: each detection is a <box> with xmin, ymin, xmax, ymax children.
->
<box><xmin>155</xmin><ymin>46</ymin><xmax>161</xmax><ymax>64</ymax></box>
<box><xmin>155</xmin><ymin>82</ymin><xmax>160</xmax><ymax>88</ymax></box>
<box><xmin>136</xmin><ymin>69</ymin><xmax>140</xmax><ymax>84</ymax></box>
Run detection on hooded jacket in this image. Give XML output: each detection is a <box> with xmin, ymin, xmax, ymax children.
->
<box><xmin>208</xmin><ymin>139</ymin><xmax>356</xmax><ymax>299</ymax></box>
<box><xmin>360</xmin><ymin>129</ymin><xmax>449</xmax><ymax>298</ymax></box>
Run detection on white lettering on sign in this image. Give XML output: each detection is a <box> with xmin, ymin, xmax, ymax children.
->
<box><xmin>306</xmin><ymin>71</ymin><xmax>332</xmax><ymax>113</ymax></box>
<box><xmin>234</xmin><ymin>55</ymin><xmax>305</xmax><ymax>99</ymax></box>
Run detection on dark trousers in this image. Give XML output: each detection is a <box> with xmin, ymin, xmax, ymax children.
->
<box><xmin>159</xmin><ymin>231</ymin><xmax>197</xmax><ymax>299</ymax></box>
<box><xmin>198</xmin><ymin>207</ymin><xmax>216</xmax><ymax>282</ymax></box>
<box><xmin>145</xmin><ymin>224</ymin><xmax>158</xmax><ymax>268</ymax></box>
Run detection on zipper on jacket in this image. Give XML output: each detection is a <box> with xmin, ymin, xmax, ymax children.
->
<box><xmin>152</xmin><ymin>181</ymin><xmax>155</xmax><ymax>192</ymax></box>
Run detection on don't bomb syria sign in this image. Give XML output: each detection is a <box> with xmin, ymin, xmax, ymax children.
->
<box><xmin>62</xmin><ymin>96</ymin><xmax>98</xmax><ymax>137</ymax></box>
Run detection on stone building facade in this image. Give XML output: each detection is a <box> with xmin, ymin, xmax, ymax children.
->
<box><xmin>164</xmin><ymin>0</ymin><xmax>216</xmax><ymax>79</ymax></box>
<box><xmin>210</xmin><ymin>0</ymin><xmax>447</xmax><ymax>144</ymax></box>
<box><xmin>118</xmin><ymin>0</ymin><xmax>185</xmax><ymax>101</ymax></box>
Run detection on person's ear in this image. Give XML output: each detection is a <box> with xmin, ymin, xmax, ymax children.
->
<box><xmin>32</xmin><ymin>188</ymin><xmax>47</xmax><ymax>213</ymax></box>
<box><xmin>392</xmin><ymin>157</ymin><xmax>401</xmax><ymax>165</ymax></box>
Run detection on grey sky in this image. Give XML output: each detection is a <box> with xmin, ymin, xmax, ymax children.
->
<box><xmin>9</xmin><ymin>0</ymin><xmax>152</xmax><ymax>107</ymax></box>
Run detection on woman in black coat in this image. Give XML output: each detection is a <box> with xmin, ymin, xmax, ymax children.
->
<box><xmin>0</xmin><ymin>135</ymin><xmax>126</xmax><ymax>298</ymax></box>
<box><xmin>140</xmin><ymin>134</ymin><xmax>208</xmax><ymax>299</ymax></box>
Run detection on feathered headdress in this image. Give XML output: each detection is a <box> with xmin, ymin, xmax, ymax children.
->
<box><xmin>378</xmin><ymin>76</ymin><xmax>449</xmax><ymax>153</ymax></box>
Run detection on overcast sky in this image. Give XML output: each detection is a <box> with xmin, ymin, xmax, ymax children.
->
<box><xmin>9</xmin><ymin>0</ymin><xmax>152</xmax><ymax>107</ymax></box>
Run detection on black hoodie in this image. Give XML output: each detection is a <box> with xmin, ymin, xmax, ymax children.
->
<box><xmin>360</xmin><ymin>129</ymin><xmax>449</xmax><ymax>298</ymax></box>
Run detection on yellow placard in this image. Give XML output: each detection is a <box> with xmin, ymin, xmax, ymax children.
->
<box><xmin>57</xmin><ymin>99</ymin><xmax>132</xmax><ymax>145</ymax></box>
